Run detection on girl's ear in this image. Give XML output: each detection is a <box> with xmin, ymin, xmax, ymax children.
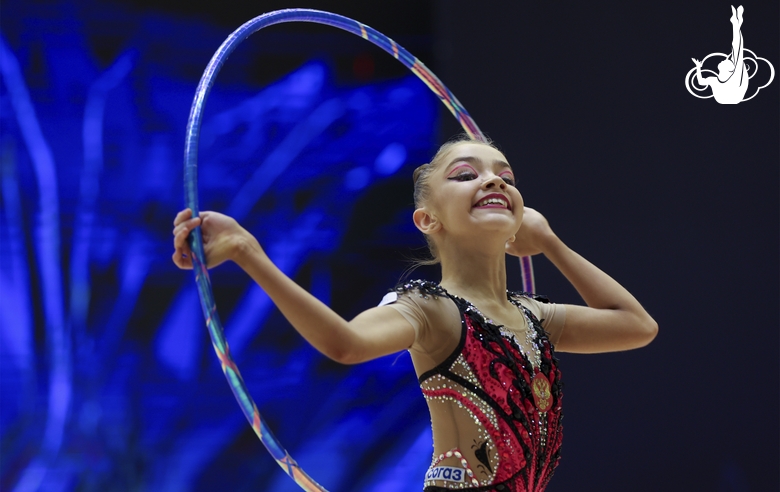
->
<box><xmin>413</xmin><ymin>208</ymin><xmax>441</xmax><ymax>235</ymax></box>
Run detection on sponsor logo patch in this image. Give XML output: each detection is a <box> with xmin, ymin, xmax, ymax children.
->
<box><xmin>425</xmin><ymin>466</ymin><xmax>465</xmax><ymax>483</ymax></box>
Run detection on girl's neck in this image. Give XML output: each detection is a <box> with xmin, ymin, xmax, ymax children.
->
<box><xmin>438</xmin><ymin>243</ymin><xmax>509</xmax><ymax>307</ymax></box>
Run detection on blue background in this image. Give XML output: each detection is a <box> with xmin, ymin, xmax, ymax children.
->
<box><xmin>1</xmin><ymin>1</ymin><xmax>778</xmax><ymax>491</ymax></box>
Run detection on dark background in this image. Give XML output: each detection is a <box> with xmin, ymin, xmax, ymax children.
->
<box><xmin>433</xmin><ymin>2</ymin><xmax>779</xmax><ymax>491</ymax></box>
<box><xmin>1</xmin><ymin>0</ymin><xmax>777</xmax><ymax>491</ymax></box>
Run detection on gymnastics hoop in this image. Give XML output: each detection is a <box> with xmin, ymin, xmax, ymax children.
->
<box><xmin>183</xmin><ymin>9</ymin><xmax>536</xmax><ymax>490</ymax></box>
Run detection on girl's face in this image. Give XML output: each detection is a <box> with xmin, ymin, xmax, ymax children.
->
<box><xmin>421</xmin><ymin>142</ymin><xmax>524</xmax><ymax>241</ymax></box>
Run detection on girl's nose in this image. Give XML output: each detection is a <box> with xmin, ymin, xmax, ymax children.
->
<box><xmin>482</xmin><ymin>174</ymin><xmax>506</xmax><ymax>190</ymax></box>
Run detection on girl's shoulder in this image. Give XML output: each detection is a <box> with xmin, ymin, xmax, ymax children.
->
<box><xmin>508</xmin><ymin>290</ymin><xmax>550</xmax><ymax>304</ymax></box>
<box><xmin>380</xmin><ymin>279</ymin><xmax>461</xmax><ymax>365</ymax></box>
<box><xmin>377</xmin><ymin>279</ymin><xmax>448</xmax><ymax>315</ymax></box>
<box><xmin>507</xmin><ymin>291</ymin><xmax>567</xmax><ymax>345</ymax></box>
<box><xmin>392</xmin><ymin>279</ymin><xmax>448</xmax><ymax>299</ymax></box>
<box><xmin>379</xmin><ymin>279</ymin><xmax>452</xmax><ymax>325</ymax></box>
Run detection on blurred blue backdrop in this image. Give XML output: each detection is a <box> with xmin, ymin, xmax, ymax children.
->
<box><xmin>3</xmin><ymin>1</ymin><xmax>779</xmax><ymax>491</ymax></box>
<box><xmin>1</xmin><ymin>1</ymin><xmax>441</xmax><ymax>490</ymax></box>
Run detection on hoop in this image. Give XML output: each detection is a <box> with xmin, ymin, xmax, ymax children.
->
<box><xmin>183</xmin><ymin>9</ymin><xmax>535</xmax><ymax>490</ymax></box>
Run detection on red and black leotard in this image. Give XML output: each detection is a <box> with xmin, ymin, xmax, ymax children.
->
<box><xmin>392</xmin><ymin>280</ymin><xmax>563</xmax><ymax>492</ymax></box>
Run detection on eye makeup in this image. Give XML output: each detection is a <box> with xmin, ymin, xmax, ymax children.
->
<box><xmin>499</xmin><ymin>170</ymin><xmax>516</xmax><ymax>185</ymax></box>
<box><xmin>447</xmin><ymin>164</ymin><xmax>478</xmax><ymax>178</ymax></box>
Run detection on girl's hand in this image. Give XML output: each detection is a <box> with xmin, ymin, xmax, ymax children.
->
<box><xmin>505</xmin><ymin>207</ymin><xmax>557</xmax><ymax>258</ymax></box>
<box><xmin>172</xmin><ymin>208</ymin><xmax>255</xmax><ymax>269</ymax></box>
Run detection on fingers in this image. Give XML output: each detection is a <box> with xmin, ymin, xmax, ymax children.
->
<box><xmin>173</xmin><ymin>221</ymin><xmax>197</xmax><ymax>248</ymax></box>
<box><xmin>172</xmin><ymin>209</ymin><xmax>202</xmax><ymax>270</ymax></box>
<box><xmin>173</xmin><ymin>208</ymin><xmax>193</xmax><ymax>227</ymax></box>
<box><xmin>172</xmin><ymin>249</ymin><xmax>193</xmax><ymax>270</ymax></box>
<box><xmin>172</xmin><ymin>216</ymin><xmax>201</xmax><ymax>237</ymax></box>
<box><xmin>172</xmin><ymin>226</ymin><xmax>194</xmax><ymax>270</ymax></box>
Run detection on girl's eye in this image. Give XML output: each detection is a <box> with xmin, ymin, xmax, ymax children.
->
<box><xmin>502</xmin><ymin>176</ymin><xmax>516</xmax><ymax>186</ymax></box>
<box><xmin>449</xmin><ymin>172</ymin><xmax>476</xmax><ymax>181</ymax></box>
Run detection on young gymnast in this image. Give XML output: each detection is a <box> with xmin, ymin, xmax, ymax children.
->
<box><xmin>172</xmin><ymin>137</ymin><xmax>657</xmax><ymax>491</ymax></box>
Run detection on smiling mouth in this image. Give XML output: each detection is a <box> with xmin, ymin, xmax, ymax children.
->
<box><xmin>474</xmin><ymin>195</ymin><xmax>511</xmax><ymax>210</ymax></box>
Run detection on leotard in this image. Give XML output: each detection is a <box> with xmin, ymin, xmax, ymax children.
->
<box><xmin>384</xmin><ymin>280</ymin><xmax>564</xmax><ymax>491</ymax></box>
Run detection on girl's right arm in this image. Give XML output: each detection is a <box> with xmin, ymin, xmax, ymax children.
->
<box><xmin>173</xmin><ymin>209</ymin><xmax>415</xmax><ymax>364</ymax></box>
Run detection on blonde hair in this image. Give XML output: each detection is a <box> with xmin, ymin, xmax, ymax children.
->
<box><xmin>411</xmin><ymin>135</ymin><xmax>498</xmax><ymax>266</ymax></box>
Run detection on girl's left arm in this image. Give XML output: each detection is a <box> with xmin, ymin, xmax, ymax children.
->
<box><xmin>508</xmin><ymin>208</ymin><xmax>658</xmax><ymax>353</ymax></box>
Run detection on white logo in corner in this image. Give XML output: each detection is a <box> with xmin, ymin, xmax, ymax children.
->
<box><xmin>685</xmin><ymin>5</ymin><xmax>774</xmax><ymax>104</ymax></box>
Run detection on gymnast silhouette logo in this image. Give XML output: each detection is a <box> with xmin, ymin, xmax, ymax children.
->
<box><xmin>685</xmin><ymin>5</ymin><xmax>774</xmax><ymax>104</ymax></box>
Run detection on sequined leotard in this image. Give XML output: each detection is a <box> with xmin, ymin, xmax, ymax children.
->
<box><xmin>388</xmin><ymin>281</ymin><xmax>563</xmax><ymax>492</ymax></box>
